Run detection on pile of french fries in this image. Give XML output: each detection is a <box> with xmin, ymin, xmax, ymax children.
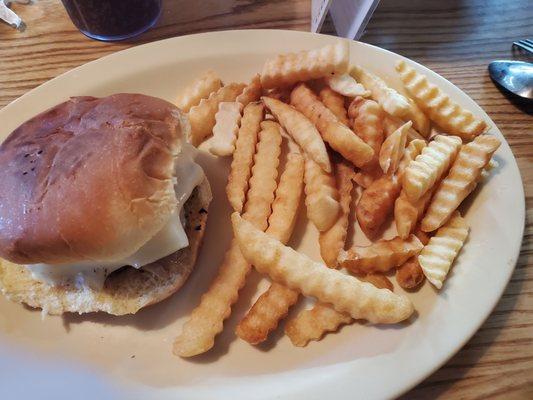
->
<box><xmin>172</xmin><ymin>41</ymin><xmax>500</xmax><ymax>356</ymax></box>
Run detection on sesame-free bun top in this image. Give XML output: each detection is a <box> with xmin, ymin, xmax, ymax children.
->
<box><xmin>0</xmin><ymin>93</ymin><xmax>187</xmax><ymax>265</ymax></box>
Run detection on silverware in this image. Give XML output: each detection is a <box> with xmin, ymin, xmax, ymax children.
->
<box><xmin>488</xmin><ymin>60</ymin><xmax>533</xmax><ymax>100</ymax></box>
<box><xmin>513</xmin><ymin>39</ymin><xmax>533</xmax><ymax>54</ymax></box>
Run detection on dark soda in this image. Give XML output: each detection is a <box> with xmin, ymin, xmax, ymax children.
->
<box><xmin>61</xmin><ymin>0</ymin><xmax>162</xmax><ymax>41</ymax></box>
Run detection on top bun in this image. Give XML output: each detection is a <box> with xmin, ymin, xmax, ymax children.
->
<box><xmin>0</xmin><ymin>93</ymin><xmax>187</xmax><ymax>264</ymax></box>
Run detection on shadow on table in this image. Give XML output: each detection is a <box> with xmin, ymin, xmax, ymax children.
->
<box><xmin>399</xmin><ymin>215</ymin><xmax>530</xmax><ymax>399</ymax></box>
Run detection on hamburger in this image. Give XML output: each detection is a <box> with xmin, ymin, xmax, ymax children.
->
<box><xmin>0</xmin><ymin>93</ymin><xmax>211</xmax><ymax>315</ymax></box>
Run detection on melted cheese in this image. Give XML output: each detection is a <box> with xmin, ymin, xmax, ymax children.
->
<box><xmin>26</xmin><ymin>143</ymin><xmax>205</xmax><ymax>290</ymax></box>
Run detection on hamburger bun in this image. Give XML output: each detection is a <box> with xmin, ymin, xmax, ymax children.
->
<box><xmin>0</xmin><ymin>179</ymin><xmax>210</xmax><ymax>315</ymax></box>
<box><xmin>0</xmin><ymin>93</ymin><xmax>211</xmax><ymax>314</ymax></box>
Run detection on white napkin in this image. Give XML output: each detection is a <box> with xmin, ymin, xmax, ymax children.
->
<box><xmin>311</xmin><ymin>0</ymin><xmax>381</xmax><ymax>40</ymax></box>
<box><xmin>0</xmin><ymin>0</ymin><xmax>27</xmax><ymax>31</ymax></box>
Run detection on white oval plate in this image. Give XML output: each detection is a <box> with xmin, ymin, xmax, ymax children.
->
<box><xmin>0</xmin><ymin>30</ymin><xmax>525</xmax><ymax>400</ymax></box>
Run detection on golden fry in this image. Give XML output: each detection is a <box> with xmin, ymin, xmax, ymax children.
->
<box><xmin>379</xmin><ymin>121</ymin><xmax>409</xmax><ymax>175</ymax></box>
<box><xmin>419</xmin><ymin>211</ymin><xmax>469</xmax><ymax>289</ymax></box>
<box><xmin>394</xmin><ymin>189</ymin><xmax>433</xmax><ymax>239</ymax></box>
<box><xmin>396</xmin><ymin>60</ymin><xmax>487</xmax><ymax>140</ymax></box>
<box><xmin>350</xmin><ymin>65</ymin><xmax>410</xmax><ymax>117</ymax></box>
<box><xmin>421</xmin><ymin>135</ymin><xmax>500</xmax><ymax>232</ymax></box>
<box><xmin>348</xmin><ymin>96</ymin><xmax>384</xmax><ymax>169</ymax></box>
<box><xmin>356</xmin><ymin>176</ymin><xmax>401</xmax><ymax>239</ymax></box>
<box><xmin>404</xmin><ymin>97</ymin><xmax>431</xmax><ymax>136</ymax></box>
<box><xmin>189</xmin><ymin>83</ymin><xmax>246</xmax><ymax>146</ymax></box>
<box><xmin>304</xmin><ymin>157</ymin><xmax>341</xmax><ymax>232</ymax></box>
<box><xmin>266</xmin><ymin>152</ymin><xmax>305</xmax><ymax>243</ymax></box>
<box><xmin>173</xmin><ymin>119</ymin><xmax>281</xmax><ymax>357</ymax></box>
<box><xmin>319</xmin><ymin>87</ymin><xmax>349</xmax><ymax>126</ymax></box>
<box><xmin>396</xmin><ymin>257</ymin><xmax>425</xmax><ymax>290</ymax></box>
<box><xmin>226</xmin><ymin>102</ymin><xmax>265</xmax><ymax>212</ymax></box>
<box><xmin>210</xmin><ymin>101</ymin><xmax>243</xmax><ymax>156</ymax></box>
<box><xmin>403</xmin><ymin>135</ymin><xmax>462</xmax><ymax>202</ymax></box>
<box><xmin>244</xmin><ymin>121</ymin><xmax>283</xmax><ymax>223</ymax></box>
<box><xmin>173</xmin><ymin>239</ymin><xmax>246</xmax><ymax>357</ymax></box>
<box><xmin>236</xmin><ymin>152</ymin><xmax>305</xmax><ymax>345</ymax></box>
<box><xmin>237</xmin><ymin>283</ymin><xmax>299</xmax><ymax>345</ymax></box>
<box><xmin>261</xmin><ymin>41</ymin><xmax>349</xmax><ymax>89</ymax></box>
<box><xmin>262</xmin><ymin>96</ymin><xmax>331</xmax><ymax>173</ymax></box>
<box><xmin>325</xmin><ymin>73</ymin><xmax>370</xmax><ymax>97</ymax></box>
<box><xmin>176</xmin><ymin>70</ymin><xmax>222</xmax><ymax>112</ymax></box>
<box><xmin>319</xmin><ymin>160</ymin><xmax>355</xmax><ymax>267</ymax></box>
<box><xmin>236</xmin><ymin>74</ymin><xmax>262</xmax><ymax>106</ymax></box>
<box><xmin>232</xmin><ymin>213</ymin><xmax>414</xmax><ymax>323</ymax></box>
<box><xmin>290</xmin><ymin>84</ymin><xmax>374</xmax><ymax>168</ymax></box>
<box><xmin>285</xmin><ymin>303</ymin><xmax>351</xmax><ymax>347</ymax></box>
<box><xmin>396</xmin><ymin>139</ymin><xmax>427</xmax><ymax>179</ymax></box>
<box><xmin>338</xmin><ymin>235</ymin><xmax>423</xmax><ymax>274</ymax></box>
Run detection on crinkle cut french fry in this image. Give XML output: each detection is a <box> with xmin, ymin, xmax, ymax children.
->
<box><xmin>396</xmin><ymin>139</ymin><xmax>427</xmax><ymax>179</ymax></box>
<box><xmin>262</xmin><ymin>96</ymin><xmax>331</xmax><ymax>173</ymax></box>
<box><xmin>189</xmin><ymin>83</ymin><xmax>246</xmax><ymax>146</ymax></box>
<box><xmin>285</xmin><ymin>270</ymin><xmax>393</xmax><ymax>347</ymax></box>
<box><xmin>338</xmin><ymin>235</ymin><xmax>423</xmax><ymax>274</ymax></box>
<box><xmin>403</xmin><ymin>135</ymin><xmax>462</xmax><ymax>202</ymax></box>
<box><xmin>210</xmin><ymin>101</ymin><xmax>243</xmax><ymax>156</ymax></box>
<box><xmin>379</xmin><ymin>121</ymin><xmax>409</xmax><ymax>175</ymax></box>
<box><xmin>232</xmin><ymin>213</ymin><xmax>414</xmax><ymax>323</ymax></box>
<box><xmin>261</xmin><ymin>41</ymin><xmax>349</xmax><ymax>89</ymax></box>
<box><xmin>173</xmin><ymin>240</ymin><xmax>246</xmax><ymax>357</ymax></box>
<box><xmin>236</xmin><ymin>74</ymin><xmax>262</xmax><ymax>106</ymax></box>
<box><xmin>350</xmin><ymin>65</ymin><xmax>410</xmax><ymax>118</ymax></box>
<box><xmin>396</xmin><ymin>257</ymin><xmax>425</xmax><ymax>290</ymax></box>
<box><xmin>394</xmin><ymin>189</ymin><xmax>433</xmax><ymax>239</ymax></box>
<box><xmin>237</xmin><ymin>283</ymin><xmax>300</xmax><ymax>345</ymax></box>
<box><xmin>173</xmin><ymin>120</ymin><xmax>281</xmax><ymax>357</ymax></box>
<box><xmin>176</xmin><ymin>70</ymin><xmax>222</xmax><ymax>112</ymax></box>
<box><xmin>226</xmin><ymin>102</ymin><xmax>265</xmax><ymax>212</ymax></box>
<box><xmin>418</xmin><ymin>211</ymin><xmax>469</xmax><ymax>289</ymax></box>
<box><xmin>383</xmin><ymin>114</ymin><xmax>426</xmax><ymax>142</ymax></box>
<box><xmin>265</xmin><ymin>152</ymin><xmax>305</xmax><ymax>243</ymax></box>
<box><xmin>244</xmin><ymin>121</ymin><xmax>283</xmax><ymax>225</ymax></box>
<box><xmin>404</xmin><ymin>97</ymin><xmax>431</xmax><ymax>136</ymax></box>
<box><xmin>236</xmin><ymin>152</ymin><xmax>305</xmax><ymax>345</ymax></box>
<box><xmin>348</xmin><ymin>96</ymin><xmax>384</xmax><ymax>169</ymax></box>
<box><xmin>285</xmin><ymin>303</ymin><xmax>352</xmax><ymax>347</ymax></box>
<box><xmin>319</xmin><ymin>160</ymin><xmax>355</xmax><ymax>267</ymax></box>
<box><xmin>421</xmin><ymin>135</ymin><xmax>500</xmax><ymax>232</ymax></box>
<box><xmin>356</xmin><ymin>176</ymin><xmax>401</xmax><ymax>239</ymax></box>
<box><xmin>325</xmin><ymin>73</ymin><xmax>370</xmax><ymax>97</ymax></box>
<box><xmin>319</xmin><ymin>87</ymin><xmax>349</xmax><ymax>126</ymax></box>
<box><xmin>304</xmin><ymin>157</ymin><xmax>341</xmax><ymax>232</ymax></box>
<box><xmin>396</xmin><ymin>60</ymin><xmax>487</xmax><ymax>140</ymax></box>
<box><xmin>290</xmin><ymin>83</ymin><xmax>374</xmax><ymax>168</ymax></box>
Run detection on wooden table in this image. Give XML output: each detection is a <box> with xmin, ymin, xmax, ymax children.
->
<box><xmin>1</xmin><ymin>1</ymin><xmax>531</xmax><ymax>398</ymax></box>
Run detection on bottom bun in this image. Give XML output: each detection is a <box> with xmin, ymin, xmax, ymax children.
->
<box><xmin>0</xmin><ymin>178</ymin><xmax>211</xmax><ymax>316</ymax></box>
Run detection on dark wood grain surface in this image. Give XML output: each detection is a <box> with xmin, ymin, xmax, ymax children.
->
<box><xmin>0</xmin><ymin>1</ymin><xmax>531</xmax><ymax>398</ymax></box>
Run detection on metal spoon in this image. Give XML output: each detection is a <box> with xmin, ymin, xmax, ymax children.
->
<box><xmin>488</xmin><ymin>60</ymin><xmax>533</xmax><ymax>101</ymax></box>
